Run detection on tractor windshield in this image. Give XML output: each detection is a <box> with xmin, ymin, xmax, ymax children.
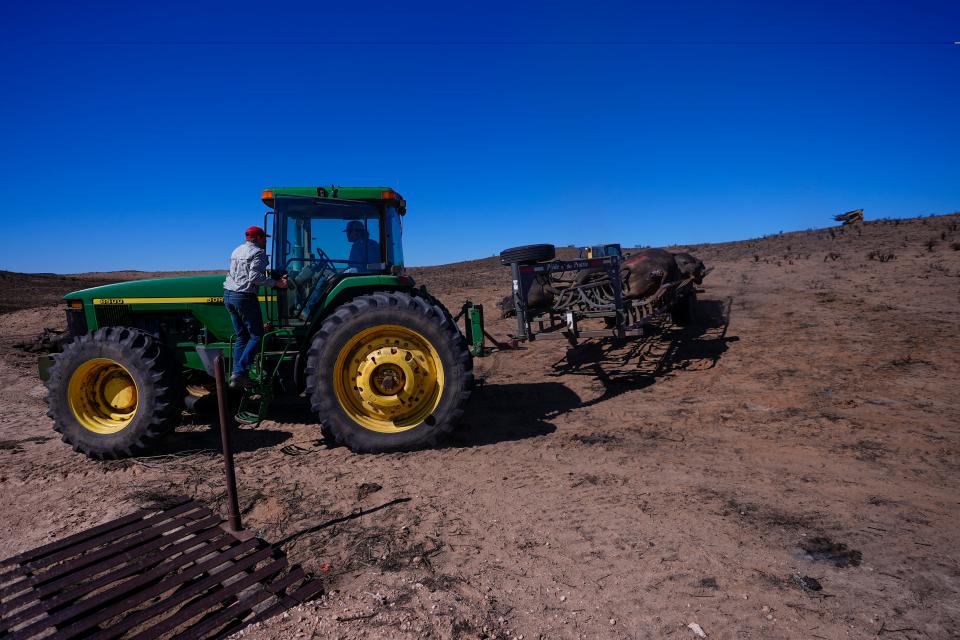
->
<box><xmin>274</xmin><ymin>197</ymin><xmax>385</xmax><ymax>318</ymax></box>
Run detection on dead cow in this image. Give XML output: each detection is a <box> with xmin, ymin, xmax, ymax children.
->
<box><xmin>673</xmin><ymin>251</ymin><xmax>707</xmax><ymax>284</ymax></box>
<box><xmin>619</xmin><ymin>248</ymin><xmax>681</xmax><ymax>299</ymax></box>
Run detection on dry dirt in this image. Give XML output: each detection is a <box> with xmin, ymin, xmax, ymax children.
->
<box><xmin>1</xmin><ymin>214</ymin><xmax>959</xmax><ymax>639</ymax></box>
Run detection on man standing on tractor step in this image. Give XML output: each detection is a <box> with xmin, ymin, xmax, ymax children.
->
<box><xmin>223</xmin><ymin>226</ymin><xmax>288</xmax><ymax>389</ymax></box>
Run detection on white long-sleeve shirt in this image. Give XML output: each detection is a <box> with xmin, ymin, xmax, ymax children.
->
<box><xmin>223</xmin><ymin>242</ymin><xmax>276</xmax><ymax>293</ymax></box>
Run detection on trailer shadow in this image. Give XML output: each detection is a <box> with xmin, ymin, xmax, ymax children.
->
<box><xmin>548</xmin><ymin>298</ymin><xmax>737</xmax><ymax>410</ymax></box>
<box><xmin>443</xmin><ymin>381</ymin><xmax>581</xmax><ymax>447</ymax></box>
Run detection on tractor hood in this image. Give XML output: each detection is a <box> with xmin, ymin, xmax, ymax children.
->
<box><xmin>64</xmin><ymin>275</ymin><xmax>227</xmax><ymax>303</ymax></box>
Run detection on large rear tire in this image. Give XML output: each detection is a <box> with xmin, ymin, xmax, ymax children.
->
<box><xmin>306</xmin><ymin>291</ymin><xmax>473</xmax><ymax>452</ymax></box>
<box><xmin>45</xmin><ymin>327</ymin><xmax>183</xmax><ymax>459</ymax></box>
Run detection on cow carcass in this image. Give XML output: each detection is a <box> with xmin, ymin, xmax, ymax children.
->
<box><xmin>672</xmin><ymin>251</ymin><xmax>707</xmax><ymax>284</ymax></box>
<box><xmin>619</xmin><ymin>249</ymin><xmax>681</xmax><ymax>299</ymax></box>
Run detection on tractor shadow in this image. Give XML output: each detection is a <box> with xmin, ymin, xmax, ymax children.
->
<box><xmin>444</xmin><ymin>381</ymin><xmax>579</xmax><ymax>447</ymax></box>
<box><xmin>548</xmin><ymin>298</ymin><xmax>738</xmax><ymax>410</ymax></box>
<box><xmin>165</xmin><ymin>300</ymin><xmax>734</xmax><ymax>455</ymax></box>
<box><xmin>157</xmin><ymin>420</ymin><xmax>293</xmax><ymax>456</ymax></box>
<box><xmin>253</xmin><ymin>385</ymin><xmax>571</xmax><ymax>451</ymax></box>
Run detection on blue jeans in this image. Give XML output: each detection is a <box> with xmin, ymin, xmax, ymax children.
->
<box><xmin>224</xmin><ymin>290</ymin><xmax>263</xmax><ymax>377</ymax></box>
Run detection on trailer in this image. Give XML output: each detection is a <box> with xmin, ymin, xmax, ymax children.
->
<box><xmin>500</xmin><ymin>243</ymin><xmax>705</xmax><ymax>346</ymax></box>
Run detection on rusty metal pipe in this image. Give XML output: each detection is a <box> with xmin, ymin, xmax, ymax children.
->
<box><xmin>213</xmin><ymin>355</ymin><xmax>242</xmax><ymax>533</ymax></box>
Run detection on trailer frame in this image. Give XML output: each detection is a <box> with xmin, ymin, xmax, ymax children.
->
<box><xmin>507</xmin><ymin>254</ymin><xmax>698</xmax><ymax>346</ymax></box>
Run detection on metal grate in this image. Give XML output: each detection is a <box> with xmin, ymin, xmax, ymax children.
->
<box><xmin>94</xmin><ymin>305</ymin><xmax>133</xmax><ymax>328</ymax></box>
<box><xmin>0</xmin><ymin>497</ymin><xmax>322</xmax><ymax>639</ymax></box>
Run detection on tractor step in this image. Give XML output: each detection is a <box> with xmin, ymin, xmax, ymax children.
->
<box><xmin>234</xmin><ymin>409</ymin><xmax>263</xmax><ymax>425</ymax></box>
<box><xmin>235</xmin><ymin>389</ymin><xmax>270</xmax><ymax>426</ymax></box>
<box><xmin>226</xmin><ymin>328</ymin><xmax>294</xmax><ymax>427</ymax></box>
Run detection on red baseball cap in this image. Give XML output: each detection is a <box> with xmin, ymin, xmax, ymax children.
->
<box><xmin>245</xmin><ymin>225</ymin><xmax>269</xmax><ymax>239</ymax></box>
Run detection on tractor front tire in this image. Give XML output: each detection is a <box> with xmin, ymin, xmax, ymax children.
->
<box><xmin>306</xmin><ymin>292</ymin><xmax>473</xmax><ymax>452</ymax></box>
<box><xmin>45</xmin><ymin>327</ymin><xmax>183</xmax><ymax>459</ymax></box>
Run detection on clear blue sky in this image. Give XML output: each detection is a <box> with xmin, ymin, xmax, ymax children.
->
<box><xmin>2</xmin><ymin>1</ymin><xmax>957</xmax><ymax>273</ymax></box>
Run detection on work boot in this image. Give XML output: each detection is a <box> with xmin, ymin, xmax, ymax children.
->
<box><xmin>229</xmin><ymin>373</ymin><xmax>255</xmax><ymax>390</ymax></box>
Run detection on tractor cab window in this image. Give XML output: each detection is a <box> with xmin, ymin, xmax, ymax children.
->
<box><xmin>274</xmin><ymin>197</ymin><xmax>384</xmax><ymax>319</ymax></box>
<box><xmin>385</xmin><ymin>205</ymin><xmax>404</xmax><ymax>267</ymax></box>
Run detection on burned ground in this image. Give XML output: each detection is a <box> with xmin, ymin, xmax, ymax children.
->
<box><xmin>1</xmin><ymin>214</ymin><xmax>958</xmax><ymax>639</ymax></box>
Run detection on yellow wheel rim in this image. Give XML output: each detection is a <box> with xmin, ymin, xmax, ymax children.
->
<box><xmin>333</xmin><ymin>325</ymin><xmax>444</xmax><ymax>433</ymax></box>
<box><xmin>67</xmin><ymin>358</ymin><xmax>138</xmax><ymax>434</ymax></box>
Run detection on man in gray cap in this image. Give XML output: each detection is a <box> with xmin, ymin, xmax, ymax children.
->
<box><xmin>344</xmin><ymin>220</ymin><xmax>381</xmax><ymax>272</ymax></box>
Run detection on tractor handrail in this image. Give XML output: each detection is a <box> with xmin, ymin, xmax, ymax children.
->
<box><xmin>258</xmin><ymin>329</ymin><xmax>294</xmax><ymax>385</ymax></box>
<box><xmin>226</xmin><ymin>328</ymin><xmax>295</xmax><ymax>384</ymax></box>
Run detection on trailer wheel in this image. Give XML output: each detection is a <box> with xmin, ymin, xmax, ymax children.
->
<box><xmin>499</xmin><ymin>244</ymin><xmax>556</xmax><ymax>265</ymax></box>
<box><xmin>45</xmin><ymin>327</ymin><xmax>183</xmax><ymax>459</ymax></box>
<box><xmin>306</xmin><ymin>291</ymin><xmax>473</xmax><ymax>452</ymax></box>
<box><xmin>670</xmin><ymin>292</ymin><xmax>697</xmax><ymax>326</ymax></box>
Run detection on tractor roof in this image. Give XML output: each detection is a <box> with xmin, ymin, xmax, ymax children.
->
<box><xmin>261</xmin><ymin>186</ymin><xmax>405</xmax><ymax>213</ymax></box>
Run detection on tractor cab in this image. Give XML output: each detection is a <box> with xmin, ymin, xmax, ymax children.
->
<box><xmin>261</xmin><ymin>187</ymin><xmax>406</xmax><ymax>322</ymax></box>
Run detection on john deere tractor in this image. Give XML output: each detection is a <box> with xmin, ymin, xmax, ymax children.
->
<box><xmin>40</xmin><ymin>187</ymin><xmax>481</xmax><ymax>458</ymax></box>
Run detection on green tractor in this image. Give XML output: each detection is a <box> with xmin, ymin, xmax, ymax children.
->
<box><xmin>40</xmin><ymin>186</ymin><xmax>483</xmax><ymax>458</ymax></box>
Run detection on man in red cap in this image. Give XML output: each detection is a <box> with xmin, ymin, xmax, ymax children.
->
<box><xmin>223</xmin><ymin>226</ymin><xmax>288</xmax><ymax>388</ymax></box>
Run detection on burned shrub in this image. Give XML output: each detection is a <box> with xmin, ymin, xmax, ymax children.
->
<box><xmin>867</xmin><ymin>250</ymin><xmax>896</xmax><ymax>263</ymax></box>
<box><xmin>800</xmin><ymin>536</ymin><xmax>862</xmax><ymax>567</ymax></box>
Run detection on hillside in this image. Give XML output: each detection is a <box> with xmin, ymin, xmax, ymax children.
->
<box><xmin>0</xmin><ymin>212</ymin><xmax>958</xmax><ymax>639</ymax></box>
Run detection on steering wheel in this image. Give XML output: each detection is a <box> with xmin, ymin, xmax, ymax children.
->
<box><xmin>315</xmin><ymin>247</ymin><xmax>337</xmax><ymax>273</ymax></box>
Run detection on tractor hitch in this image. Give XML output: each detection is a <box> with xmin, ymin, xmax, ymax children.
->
<box><xmin>455</xmin><ymin>301</ymin><xmax>519</xmax><ymax>356</ymax></box>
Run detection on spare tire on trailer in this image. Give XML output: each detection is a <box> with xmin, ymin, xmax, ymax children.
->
<box><xmin>45</xmin><ymin>327</ymin><xmax>183</xmax><ymax>459</ymax></box>
<box><xmin>499</xmin><ymin>244</ymin><xmax>556</xmax><ymax>265</ymax></box>
<box><xmin>306</xmin><ymin>291</ymin><xmax>473</xmax><ymax>453</ymax></box>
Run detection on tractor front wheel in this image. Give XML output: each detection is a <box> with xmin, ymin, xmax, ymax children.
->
<box><xmin>45</xmin><ymin>327</ymin><xmax>183</xmax><ymax>459</ymax></box>
<box><xmin>306</xmin><ymin>292</ymin><xmax>473</xmax><ymax>452</ymax></box>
